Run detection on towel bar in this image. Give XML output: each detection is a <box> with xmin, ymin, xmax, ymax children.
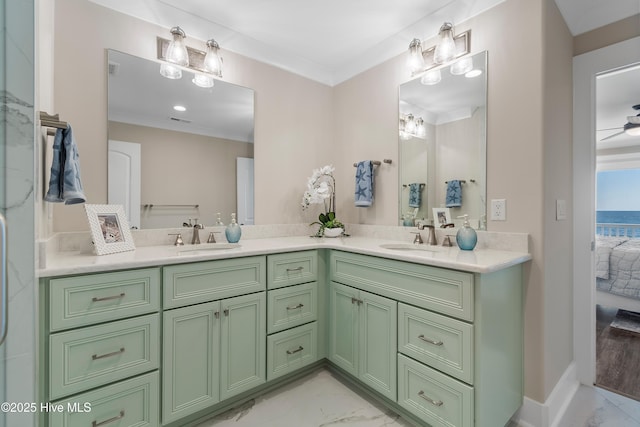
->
<box><xmin>352</xmin><ymin>159</ymin><xmax>392</xmax><ymax>167</ymax></box>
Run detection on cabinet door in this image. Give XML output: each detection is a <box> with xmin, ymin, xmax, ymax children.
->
<box><xmin>220</xmin><ymin>292</ymin><xmax>266</xmax><ymax>400</ymax></box>
<box><xmin>328</xmin><ymin>282</ymin><xmax>359</xmax><ymax>376</ymax></box>
<box><xmin>162</xmin><ymin>301</ymin><xmax>220</xmax><ymax>424</ymax></box>
<box><xmin>359</xmin><ymin>290</ymin><xmax>397</xmax><ymax>400</ymax></box>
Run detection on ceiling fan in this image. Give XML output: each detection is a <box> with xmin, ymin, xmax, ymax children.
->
<box><xmin>599</xmin><ymin>104</ymin><xmax>640</xmax><ymax>141</ymax></box>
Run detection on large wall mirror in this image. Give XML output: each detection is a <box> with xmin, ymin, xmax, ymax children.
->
<box><xmin>398</xmin><ymin>50</ymin><xmax>487</xmax><ymax>228</ymax></box>
<box><xmin>107</xmin><ymin>49</ymin><xmax>255</xmax><ymax>229</ymax></box>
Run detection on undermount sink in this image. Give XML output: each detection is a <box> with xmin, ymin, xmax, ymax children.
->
<box><xmin>379</xmin><ymin>243</ymin><xmax>449</xmax><ymax>252</ymax></box>
<box><xmin>177</xmin><ymin>243</ymin><xmax>241</xmax><ymax>254</ymax></box>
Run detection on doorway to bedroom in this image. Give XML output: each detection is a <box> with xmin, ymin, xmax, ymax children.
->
<box><xmin>594</xmin><ymin>160</ymin><xmax>640</xmax><ymax>401</ymax></box>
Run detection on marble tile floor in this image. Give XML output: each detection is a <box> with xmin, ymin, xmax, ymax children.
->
<box><xmin>195</xmin><ymin>368</ymin><xmax>640</xmax><ymax>427</ymax></box>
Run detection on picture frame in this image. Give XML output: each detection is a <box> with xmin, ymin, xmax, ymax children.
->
<box><xmin>432</xmin><ymin>207</ymin><xmax>452</xmax><ymax>227</ymax></box>
<box><xmin>84</xmin><ymin>204</ymin><xmax>136</xmax><ymax>255</ymax></box>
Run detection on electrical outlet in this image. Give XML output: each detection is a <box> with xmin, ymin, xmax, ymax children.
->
<box><xmin>491</xmin><ymin>199</ymin><xmax>506</xmax><ymax>221</ymax></box>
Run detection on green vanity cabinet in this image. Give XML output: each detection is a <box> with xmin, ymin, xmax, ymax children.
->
<box><xmin>160</xmin><ymin>256</ymin><xmax>268</xmax><ymax>423</ymax></box>
<box><xmin>329</xmin><ymin>250</ymin><xmax>523</xmax><ymax>427</ymax></box>
<box><xmin>40</xmin><ymin>268</ymin><xmax>162</xmax><ymax>427</ymax></box>
<box><xmin>162</xmin><ymin>270</ymin><xmax>267</xmax><ymax>424</ymax></box>
<box><xmin>328</xmin><ymin>281</ymin><xmax>397</xmax><ymax>401</ymax></box>
<box><xmin>265</xmin><ymin>251</ymin><xmax>322</xmax><ymax>381</ymax></box>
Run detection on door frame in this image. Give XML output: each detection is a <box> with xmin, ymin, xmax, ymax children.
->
<box><xmin>573</xmin><ymin>36</ymin><xmax>640</xmax><ymax>386</ymax></box>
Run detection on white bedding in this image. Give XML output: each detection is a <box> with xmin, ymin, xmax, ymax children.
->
<box><xmin>596</xmin><ymin>236</ymin><xmax>640</xmax><ymax>299</ymax></box>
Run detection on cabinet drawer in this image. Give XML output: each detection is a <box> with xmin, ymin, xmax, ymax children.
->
<box><xmin>267</xmin><ymin>282</ymin><xmax>317</xmax><ymax>334</ymax></box>
<box><xmin>49</xmin><ymin>371</ymin><xmax>159</xmax><ymax>427</ymax></box>
<box><xmin>49</xmin><ymin>314</ymin><xmax>159</xmax><ymax>399</ymax></box>
<box><xmin>267</xmin><ymin>322</ymin><xmax>318</xmax><ymax>380</ymax></box>
<box><xmin>398</xmin><ymin>303</ymin><xmax>474</xmax><ymax>384</ymax></box>
<box><xmin>49</xmin><ymin>268</ymin><xmax>160</xmax><ymax>331</ymax></box>
<box><xmin>398</xmin><ymin>354</ymin><xmax>474</xmax><ymax>427</ymax></box>
<box><xmin>163</xmin><ymin>256</ymin><xmax>266</xmax><ymax>308</ymax></box>
<box><xmin>267</xmin><ymin>250</ymin><xmax>318</xmax><ymax>289</ymax></box>
<box><xmin>331</xmin><ymin>251</ymin><xmax>474</xmax><ymax>321</ymax></box>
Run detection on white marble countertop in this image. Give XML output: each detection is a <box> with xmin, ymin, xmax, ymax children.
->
<box><xmin>38</xmin><ymin>235</ymin><xmax>531</xmax><ymax>278</ymax></box>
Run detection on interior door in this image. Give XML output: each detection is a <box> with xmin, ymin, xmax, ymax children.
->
<box><xmin>108</xmin><ymin>140</ymin><xmax>141</xmax><ymax>229</ymax></box>
<box><xmin>236</xmin><ymin>157</ymin><xmax>255</xmax><ymax>225</ymax></box>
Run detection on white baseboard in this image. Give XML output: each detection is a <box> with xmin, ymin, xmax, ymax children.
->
<box><xmin>512</xmin><ymin>362</ymin><xmax>579</xmax><ymax>427</ymax></box>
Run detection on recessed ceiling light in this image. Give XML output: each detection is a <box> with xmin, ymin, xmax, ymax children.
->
<box><xmin>465</xmin><ymin>69</ymin><xmax>482</xmax><ymax>78</ymax></box>
<box><xmin>173</xmin><ymin>105</ymin><xmax>186</xmax><ymax>112</ymax></box>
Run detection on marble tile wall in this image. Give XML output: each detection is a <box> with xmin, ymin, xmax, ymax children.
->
<box><xmin>1</xmin><ymin>1</ymin><xmax>37</xmax><ymax>426</ymax></box>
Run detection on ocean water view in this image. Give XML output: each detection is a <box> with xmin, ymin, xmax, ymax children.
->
<box><xmin>597</xmin><ymin>211</ymin><xmax>640</xmax><ymax>224</ymax></box>
<box><xmin>597</xmin><ymin>211</ymin><xmax>640</xmax><ymax>237</ymax></box>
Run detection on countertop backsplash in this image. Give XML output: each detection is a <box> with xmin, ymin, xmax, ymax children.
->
<box><xmin>38</xmin><ymin>223</ymin><xmax>529</xmax><ymax>271</ymax></box>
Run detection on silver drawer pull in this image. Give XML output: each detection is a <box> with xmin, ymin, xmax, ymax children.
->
<box><xmin>418</xmin><ymin>334</ymin><xmax>443</xmax><ymax>346</ymax></box>
<box><xmin>92</xmin><ymin>410</ymin><xmax>125</xmax><ymax>427</ymax></box>
<box><xmin>418</xmin><ymin>391</ymin><xmax>443</xmax><ymax>407</ymax></box>
<box><xmin>92</xmin><ymin>293</ymin><xmax>125</xmax><ymax>302</ymax></box>
<box><xmin>286</xmin><ymin>303</ymin><xmax>304</xmax><ymax>310</ymax></box>
<box><xmin>92</xmin><ymin>347</ymin><xmax>125</xmax><ymax>360</ymax></box>
<box><xmin>286</xmin><ymin>346</ymin><xmax>304</xmax><ymax>355</ymax></box>
<box><xmin>286</xmin><ymin>266</ymin><xmax>303</xmax><ymax>272</ymax></box>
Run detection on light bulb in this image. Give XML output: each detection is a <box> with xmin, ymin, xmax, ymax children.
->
<box><xmin>192</xmin><ymin>73</ymin><xmax>215</xmax><ymax>88</ymax></box>
<box><xmin>159</xmin><ymin>62</ymin><xmax>182</xmax><ymax>79</ymax></box>
<box><xmin>450</xmin><ymin>57</ymin><xmax>473</xmax><ymax>75</ymax></box>
<box><xmin>416</xmin><ymin>118</ymin><xmax>426</xmax><ymax>138</ymax></box>
<box><xmin>433</xmin><ymin>22</ymin><xmax>456</xmax><ymax>64</ymax></box>
<box><xmin>407</xmin><ymin>39</ymin><xmax>425</xmax><ymax>73</ymax></box>
<box><xmin>625</xmin><ymin>123</ymin><xmax>640</xmax><ymax>136</ymax></box>
<box><xmin>204</xmin><ymin>39</ymin><xmax>223</xmax><ymax>77</ymax></box>
<box><xmin>420</xmin><ymin>69</ymin><xmax>441</xmax><ymax>85</ymax></box>
<box><xmin>165</xmin><ymin>26</ymin><xmax>189</xmax><ymax>67</ymax></box>
<box><xmin>465</xmin><ymin>69</ymin><xmax>483</xmax><ymax>78</ymax></box>
<box><xmin>405</xmin><ymin>114</ymin><xmax>416</xmax><ymax>135</ymax></box>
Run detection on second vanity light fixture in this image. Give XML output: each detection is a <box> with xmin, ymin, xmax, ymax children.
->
<box><xmin>399</xmin><ymin>113</ymin><xmax>426</xmax><ymax>140</ymax></box>
<box><xmin>158</xmin><ymin>26</ymin><xmax>223</xmax><ymax>88</ymax></box>
<box><xmin>407</xmin><ymin>22</ymin><xmax>471</xmax><ymax>78</ymax></box>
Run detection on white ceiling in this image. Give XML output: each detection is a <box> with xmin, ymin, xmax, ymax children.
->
<box><xmin>90</xmin><ymin>0</ymin><xmax>639</xmax><ymax>86</ymax></box>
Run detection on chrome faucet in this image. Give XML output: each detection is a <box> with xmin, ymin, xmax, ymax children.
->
<box><xmin>191</xmin><ymin>222</ymin><xmax>204</xmax><ymax>244</ymax></box>
<box><xmin>423</xmin><ymin>224</ymin><xmax>437</xmax><ymax>246</ymax></box>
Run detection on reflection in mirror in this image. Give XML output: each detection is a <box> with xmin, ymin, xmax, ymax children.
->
<box><xmin>107</xmin><ymin>49</ymin><xmax>255</xmax><ymax>229</ymax></box>
<box><xmin>398</xmin><ymin>51</ymin><xmax>487</xmax><ymax>229</ymax></box>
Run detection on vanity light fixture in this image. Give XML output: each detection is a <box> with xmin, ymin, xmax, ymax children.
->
<box><xmin>407</xmin><ymin>23</ymin><xmax>470</xmax><ymax>77</ymax></box>
<box><xmin>164</xmin><ymin>26</ymin><xmax>189</xmax><ymax>67</ymax></box>
<box><xmin>399</xmin><ymin>113</ymin><xmax>426</xmax><ymax>140</ymax></box>
<box><xmin>158</xmin><ymin>29</ymin><xmax>224</xmax><ymax>85</ymax></box>
<box><xmin>433</xmin><ymin>23</ymin><xmax>456</xmax><ymax>64</ymax></box>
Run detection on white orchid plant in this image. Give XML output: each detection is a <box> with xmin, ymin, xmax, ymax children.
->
<box><xmin>301</xmin><ymin>165</ymin><xmax>344</xmax><ymax>236</ymax></box>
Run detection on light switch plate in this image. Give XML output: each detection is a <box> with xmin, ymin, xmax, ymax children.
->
<box><xmin>556</xmin><ymin>199</ymin><xmax>567</xmax><ymax>220</ymax></box>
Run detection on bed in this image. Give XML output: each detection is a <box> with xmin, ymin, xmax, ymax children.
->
<box><xmin>596</xmin><ymin>236</ymin><xmax>640</xmax><ymax>313</ymax></box>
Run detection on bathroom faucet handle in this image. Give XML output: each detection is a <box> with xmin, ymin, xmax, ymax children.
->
<box><xmin>168</xmin><ymin>233</ymin><xmax>184</xmax><ymax>246</ymax></box>
<box><xmin>410</xmin><ymin>231</ymin><xmax>423</xmax><ymax>244</ymax></box>
<box><xmin>207</xmin><ymin>231</ymin><xmax>221</xmax><ymax>243</ymax></box>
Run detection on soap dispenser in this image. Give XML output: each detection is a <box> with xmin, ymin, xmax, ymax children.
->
<box><xmin>225</xmin><ymin>213</ymin><xmax>242</xmax><ymax>243</ymax></box>
<box><xmin>456</xmin><ymin>215</ymin><xmax>477</xmax><ymax>251</ymax></box>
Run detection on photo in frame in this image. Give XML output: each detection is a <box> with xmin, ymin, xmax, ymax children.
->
<box><xmin>432</xmin><ymin>207</ymin><xmax>452</xmax><ymax>227</ymax></box>
<box><xmin>84</xmin><ymin>204</ymin><xmax>136</xmax><ymax>255</ymax></box>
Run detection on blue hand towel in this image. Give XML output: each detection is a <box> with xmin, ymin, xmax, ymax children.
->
<box><xmin>408</xmin><ymin>183</ymin><xmax>421</xmax><ymax>208</ymax></box>
<box><xmin>44</xmin><ymin>125</ymin><xmax>87</xmax><ymax>205</ymax></box>
<box><xmin>445</xmin><ymin>180</ymin><xmax>462</xmax><ymax>208</ymax></box>
<box><xmin>355</xmin><ymin>160</ymin><xmax>374</xmax><ymax>207</ymax></box>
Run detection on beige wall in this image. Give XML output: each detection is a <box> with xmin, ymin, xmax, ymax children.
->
<box><xmin>53</xmin><ymin>0</ymin><xmax>333</xmax><ymax>231</ymax></box>
<box><xmin>108</xmin><ymin>122</ymin><xmax>253</xmax><ymax>228</ymax></box>
<box><xmin>50</xmin><ymin>0</ymin><xmax>577</xmax><ymax>405</ymax></box>
<box><xmin>542</xmin><ymin>0</ymin><xmax>574</xmax><ymax>399</ymax></box>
